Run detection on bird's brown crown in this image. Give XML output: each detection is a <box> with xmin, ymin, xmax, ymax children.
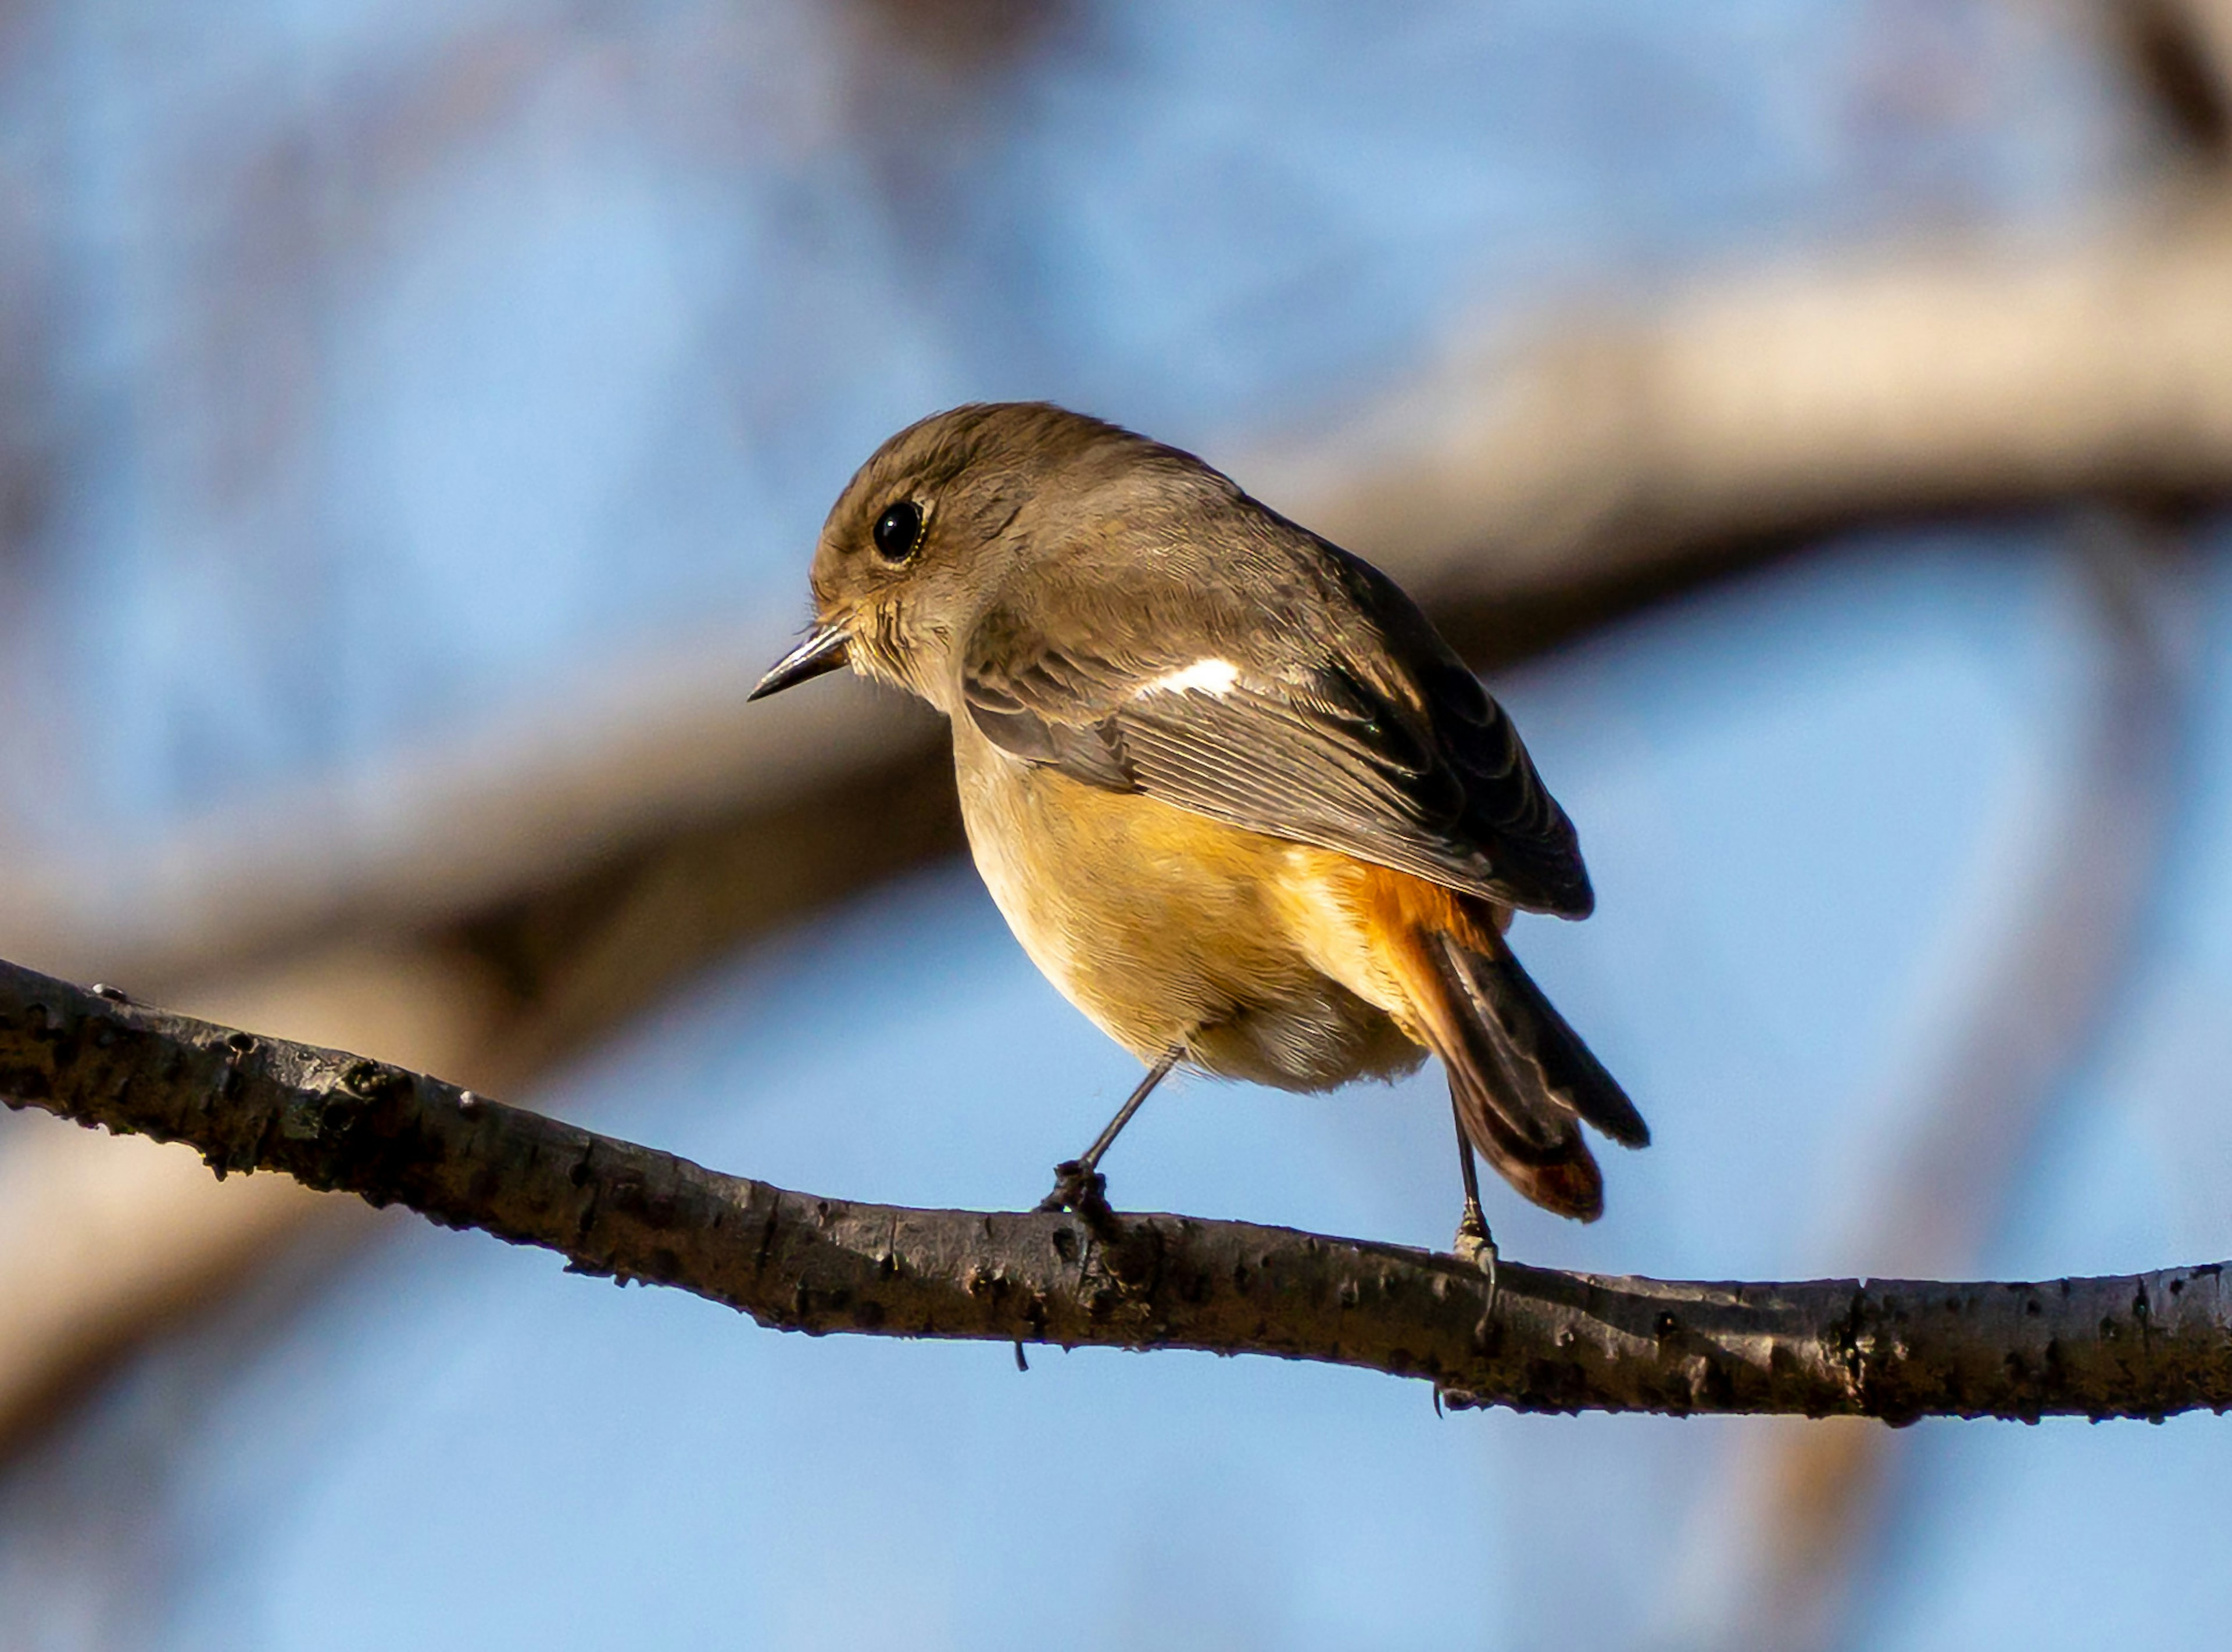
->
<box><xmin>807</xmin><ymin>402</ymin><xmax>1225</xmax><ymax>700</ymax></box>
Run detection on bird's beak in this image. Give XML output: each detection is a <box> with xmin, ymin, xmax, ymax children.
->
<box><xmin>749</xmin><ymin>621</ymin><xmax>851</xmax><ymax>700</ymax></box>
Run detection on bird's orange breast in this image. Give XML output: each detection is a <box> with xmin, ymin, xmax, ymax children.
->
<box><xmin>950</xmin><ymin>719</ymin><xmax>1483</xmax><ymax>1093</ymax></box>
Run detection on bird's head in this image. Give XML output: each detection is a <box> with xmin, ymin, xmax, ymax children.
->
<box><xmin>750</xmin><ymin>402</ymin><xmax>1187</xmax><ymax>710</ymax></box>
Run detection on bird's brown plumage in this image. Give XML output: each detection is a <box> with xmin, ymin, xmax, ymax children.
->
<box><xmin>764</xmin><ymin>401</ymin><xmax>1646</xmax><ymax>1221</ymax></box>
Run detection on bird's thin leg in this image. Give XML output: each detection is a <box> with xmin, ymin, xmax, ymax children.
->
<box><xmin>1038</xmin><ymin>1047</ymin><xmax>1182</xmax><ymax>1213</ymax></box>
<box><xmin>1076</xmin><ymin>1048</ymin><xmax>1182</xmax><ymax>1175</ymax></box>
<box><xmin>1450</xmin><ymin>1095</ymin><xmax>1499</xmax><ymax>1320</ymax></box>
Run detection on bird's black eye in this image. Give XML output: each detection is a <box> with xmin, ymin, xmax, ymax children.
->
<box><xmin>872</xmin><ymin>500</ymin><xmax>924</xmax><ymax>563</ymax></box>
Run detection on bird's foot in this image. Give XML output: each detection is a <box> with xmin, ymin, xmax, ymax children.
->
<box><xmin>1036</xmin><ymin>1160</ymin><xmax>1115</xmax><ymax>1230</ymax></box>
<box><xmin>1453</xmin><ymin>1200</ymin><xmax>1500</xmax><ymax>1332</ymax></box>
<box><xmin>1451</xmin><ymin>1198</ymin><xmax>1494</xmax><ymax>1258</ymax></box>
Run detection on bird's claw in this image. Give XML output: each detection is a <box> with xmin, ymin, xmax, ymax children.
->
<box><xmin>1037</xmin><ymin>1159</ymin><xmax>1108</xmax><ymax>1216</ymax></box>
<box><xmin>1453</xmin><ymin>1202</ymin><xmax>1500</xmax><ymax>1332</ymax></box>
<box><xmin>1038</xmin><ymin>1159</ymin><xmax>1122</xmax><ymax>1241</ymax></box>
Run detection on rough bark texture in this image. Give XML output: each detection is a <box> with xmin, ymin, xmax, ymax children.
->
<box><xmin>3</xmin><ymin>958</ymin><xmax>2227</xmax><ymax>1421</ymax></box>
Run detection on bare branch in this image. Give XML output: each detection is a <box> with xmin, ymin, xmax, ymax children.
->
<box><xmin>4</xmin><ymin>959</ymin><xmax>2228</xmax><ymax>1422</ymax></box>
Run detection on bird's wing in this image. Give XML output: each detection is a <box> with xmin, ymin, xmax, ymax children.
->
<box><xmin>959</xmin><ymin>552</ymin><xmax>1592</xmax><ymax>916</ymax></box>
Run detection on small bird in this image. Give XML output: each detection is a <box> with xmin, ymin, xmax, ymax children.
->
<box><xmin>752</xmin><ymin>402</ymin><xmax>1646</xmax><ymax>1248</ymax></box>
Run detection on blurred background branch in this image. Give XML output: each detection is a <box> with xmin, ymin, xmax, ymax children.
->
<box><xmin>17</xmin><ymin>195</ymin><xmax>2232</xmax><ymax>995</ymax></box>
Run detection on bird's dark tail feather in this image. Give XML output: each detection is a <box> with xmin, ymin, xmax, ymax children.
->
<box><xmin>1425</xmin><ymin>926</ymin><xmax>1647</xmax><ymax>1223</ymax></box>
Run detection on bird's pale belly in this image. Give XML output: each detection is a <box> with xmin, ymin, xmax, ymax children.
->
<box><xmin>952</xmin><ymin>729</ymin><xmax>1426</xmax><ymax>1091</ymax></box>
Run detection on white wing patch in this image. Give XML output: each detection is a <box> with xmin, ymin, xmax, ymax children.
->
<box><xmin>1139</xmin><ymin>657</ymin><xmax>1242</xmax><ymax>698</ymax></box>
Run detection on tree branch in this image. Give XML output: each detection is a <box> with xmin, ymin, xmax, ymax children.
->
<box><xmin>3</xmin><ymin>958</ymin><xmax>2226</xmax><ymax>1422</ymax></box>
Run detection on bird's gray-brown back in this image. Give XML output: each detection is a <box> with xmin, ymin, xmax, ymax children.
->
<box><xmin>910</xmin><ymin>405</ymin><xmax>1594</xmax><ymax>915</ymax></box>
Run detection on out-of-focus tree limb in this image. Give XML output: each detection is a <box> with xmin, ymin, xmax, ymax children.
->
<box><xmin>2116</xmin><ymin>0</ymin><xmax>2232</xmax><ymax>156</ymax></box>
<box><xmin>1254</xmin><ymin>194</ymin><xmax>2232</xmax><ymax>640</ymax></box>
<box><xmin>10</xmin><ymin>204</ymin><xmax>2232</xmax><ymax>997</ymax></box>
<box><xmin>0</xmin><ymin>658</ymin><xmax>949</xmax><ymax>995</ymax></box>
<box><xmin>5</xmin><ymin>960</ymin><xmax>2232</xmax><ymax>1422</ymax></box>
